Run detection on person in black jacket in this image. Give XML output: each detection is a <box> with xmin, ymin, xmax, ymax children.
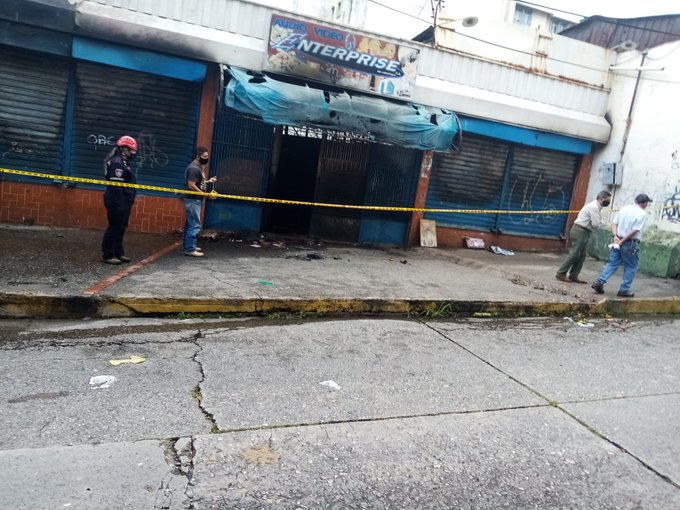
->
<box><xmin>101</xmin><ymin>135</ymin><xmax>137</xmax><ymax>265</ymax></box>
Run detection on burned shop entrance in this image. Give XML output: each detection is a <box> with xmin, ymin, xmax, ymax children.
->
<box><xmin>263</xmin><ymin>126</ymin><xmax>371</xmax><ymax>242</ymax></box>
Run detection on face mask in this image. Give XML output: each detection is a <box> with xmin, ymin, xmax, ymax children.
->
<box><xmin>602</xmin><ymin>200</ymin><xmax>610</xmax><ymax>207</ymax></box>
<box><xmin>199</xmin><ymin>157</ymin><xmax>209</xmax><ymax>165</ymax></box>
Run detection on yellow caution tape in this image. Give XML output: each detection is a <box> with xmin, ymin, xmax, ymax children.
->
<box><xmin>2</xmin><ymin>166</ymin><xmax>647</xmax><ymax>216</ymax></box>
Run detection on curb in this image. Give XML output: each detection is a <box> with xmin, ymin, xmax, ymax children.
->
<box><xmin>1</xmin><ymin>293</ymin><xmax>679</xmax><ymax>319</ymax></box>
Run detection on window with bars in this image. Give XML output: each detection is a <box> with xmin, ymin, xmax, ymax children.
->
<box><xmin>513</xmin><ymin>5</ymin><xmax>533</xmax><ymax>26</ymax></box>
<box><xmin>549</xmin><ymin>17</ymin><xmax>571</xmax><ymax>34</ymax></box>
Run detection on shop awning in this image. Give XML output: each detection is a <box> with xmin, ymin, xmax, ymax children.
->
<box><xmin>224</xmin><ymin>67</ymin><xmax>459</xmax><ymax>152</ymax></box>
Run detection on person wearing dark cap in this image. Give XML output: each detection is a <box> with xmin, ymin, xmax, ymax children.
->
<box><xmin>556</xmin><ymin>190</ymin><xmax>612</xmax><ymax>283</ymax></box>
<box><xmin>591</xmin><ymin>193</ymin><xmax>653</xmax><ymax>297</ymax></box>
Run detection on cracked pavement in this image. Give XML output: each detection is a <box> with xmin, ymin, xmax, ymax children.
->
<box><xmin>1</xmin><ymin>317</ymin><xmax>679</xmax><ymax>508</ymax></box>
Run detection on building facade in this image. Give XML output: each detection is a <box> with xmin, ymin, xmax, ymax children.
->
<box><xmin>1</xmin><ymin>0</ymin><xmax>616</xmax><ymax>252</ymax></box>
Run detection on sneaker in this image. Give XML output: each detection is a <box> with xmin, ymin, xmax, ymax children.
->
<box><xmin>103</xmin><ymin>257</ymin><xmax>122</xmax><ymax>265</ymax></box>
<box><xmin>569</xmin><ymin>276</ymin><xmax>588</xmax><ymax>284</ymax></box>
<box><xmin>117</xmin><ymin>255</ymin><xmax>131</xmax><ymax>263</ymax></box>
<box><xmin>195</xmin><ymin>247</ymin><xmax>202</xmax><ymax>252</ymax></box>
<box><xmin>555</xmin><ymin>273</ymin><xmax>570</xmax><ymax>282</ymax></box>
<box><xmin>184</xmin><ymin>250</ymin><xmax>204</xmax><ymax>257</ymax></box>
<box><xmin>617</xmin><ymin>290</ymin><xmax>635</xmax><ymax>298</ymax></box>
<box><xmin>591</xmin><ymin>281</ymin><xmax>604</xmax><ymax>294</ymax></box>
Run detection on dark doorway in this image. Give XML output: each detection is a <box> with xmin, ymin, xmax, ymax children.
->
<box><xmin>264</xmin><ymin>134</ymin><xmax>321</xmax><ymax>234</ymax></box>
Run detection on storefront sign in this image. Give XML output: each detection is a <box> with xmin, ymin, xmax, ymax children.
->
<box><xmin>264</xmin><ymin>14</ymin><xmax>419</xmax><ymax>100</ymax></box>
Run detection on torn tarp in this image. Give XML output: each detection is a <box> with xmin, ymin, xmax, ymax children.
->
<box><xmin>224</xmin><ymin>67</ymin><xmax>458</xmax><ymax>151</ymax></box>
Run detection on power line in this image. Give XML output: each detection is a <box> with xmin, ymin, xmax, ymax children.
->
<box><xmin>365</xmin><ymin>0</ymin><xmax>678</xmax><ymax>75</ymax></box>
<box><xmin>451</xmin><ymin>30</ymin><xmax>609</xmax><ymax>73</ymax></box>
<box><xmin>367</xmin><ymin>0</ymin><xmax>433</xmax><ymax>25</ymax></box>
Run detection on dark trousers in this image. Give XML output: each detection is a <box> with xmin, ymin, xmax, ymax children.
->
<box><xmin>557</xmin><ymin>224</ymin><xmax>591</xmax><ymax>278</ymax></box>
<box><xmin>102</xmin><ymin>196</ymin><xmax>132</xmax><ymax>259</ymax></box>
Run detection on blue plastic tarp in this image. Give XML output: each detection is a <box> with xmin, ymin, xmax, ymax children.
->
<box><xmin>224</xmin><ymin>67</ymin><xmax>458</xmax><ymax>151</ymax></box>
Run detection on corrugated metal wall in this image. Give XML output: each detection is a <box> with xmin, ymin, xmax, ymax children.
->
<box><xmin>69</xmin><ymin>61</ymin><xmax>200</xmax><ymax>192</ymax></box>
<box><xmin>425</xmin><ymin>134</ymin><xmax>579</xmax><ymax>238</ymax></box>
<box><xmin>0</xmin><ymin>46</ymin><xmax>69</xmax><ymax>174</ymax></box>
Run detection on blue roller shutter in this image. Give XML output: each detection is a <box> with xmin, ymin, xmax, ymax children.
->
<box><xmin>498</xmin><ymin>144</ymin><xmax>578</xmax><ymax>237</ymax></box>
<box><xmin>425</xmin><ymin>133</ymin><xmax>579</xmax><ymax>238</ymax></box>
<box><xmin>68</xmin><ymin>61</ymin><xmax>200</xmax><ymax>193</ymax></box>
<box><xmin>0</xmin><ymin>45</ymin><xmax>69</xmax><ymax>175</ymax></box>
<box><xmin>425</xmin><ymin>135</ymin><xmax>510</xmax><ymax>230</ymax></box>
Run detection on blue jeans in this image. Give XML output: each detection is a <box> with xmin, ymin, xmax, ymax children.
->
<box><xmin>183</xmin><ymin>198</ymin><xmax>202</xmax><ymax>253</ymax></box>
<box><xmin>596</xmin><ymin>241</ymin><xmax>640</xmax><ymax>292</ymax></box>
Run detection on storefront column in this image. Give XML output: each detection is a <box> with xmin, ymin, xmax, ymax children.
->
<box><xmin>196</xmin><ymin>62</ymin><xmax>221</xmax><ymax>150</ymax></box>
<box><xmin>564</xmin><ymin>153</ymin><xmax>593</xmax><ymax>247</ymax></box>
<box><xmin>406</xmin><ymin>150</ymin><xmax>433</xmax><ymax>247</ymax></box>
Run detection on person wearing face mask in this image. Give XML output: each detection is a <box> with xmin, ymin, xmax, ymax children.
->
<box><xmin>183</xmin><ymin>146</ymin><xmax>217</xmax><ymax>257</ymax></box>
<box><xmin>102</xmin><ymin>135</ymin><xmax>138</xmax><ymax>265</ymax></box>
<box><xmin>555</xmin><ymin>190</ymin><xmax>612</xmax><ymax>283</ymax></box>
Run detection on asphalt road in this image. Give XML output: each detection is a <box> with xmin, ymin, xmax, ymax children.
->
<box><xmin>1</xmin><ymin>316</ymin><xmax>678</xmax><ymax>509</ymax></box>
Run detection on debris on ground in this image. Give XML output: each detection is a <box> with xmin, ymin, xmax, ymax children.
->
<box><xmin>286</xmin><ymin>253</ymin><xmax>326</xmax><ymax>261</ymax></box>
<box><xmin>490</xmin><ymin>246</ymin><xmax>514</xmax><ymax>256</ymax></box>
<box><xmin>258</xmin><ymin>280</ymin><xmax>274</xmax><ymax>286</ymax></box>
<box><xmin>109</xmin><ymin>355</ymin><xmax>146</xmax><ymax>366</ymax></box>
<box><xmin>464</xmin><ymin>237</ymin><xmax>486</xmax><ymax>249</ymax></box>
<box><xmin>319</xmin><ymin>380</ymin><xmax>341</xmax><ymax>390</ymax></box>
<box><xmin>511</xmin><ymin>275</ymin><xmax>527</xmax><ymax>286</ymax></box>
<box><xmin>563</xmin><ymin>317</ymin><xmax>594</xmax><ymax>328</ymax></box>
<box><xmin>89</xmin><ymin>375</ymin><xmax>117</xmax><ymax>389</ymax></box>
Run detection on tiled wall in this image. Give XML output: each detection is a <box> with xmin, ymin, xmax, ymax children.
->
<box><xmin>0</xmin><ymin>181</ymin><xmax>185</xmax><ymax>233</ymax></box>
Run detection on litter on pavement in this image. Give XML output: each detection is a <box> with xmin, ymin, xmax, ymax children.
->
<box><xmin>89</xmin><ymin>375</ymin><xmax>117</xmax><ymax>389</ymax></box>
<box><xmin>563</xmin><ymin>317</ymin><xmax>595</xmax><ymax>328</ymax></box>
<box><xmin>490</xmin><ymin>245</ymin><xmax>515</xmax><ymax>256</ymax></box>
<box><xmin>109</xmin><ymin>355</ymin><xmax>146</xmax><ymax>366</ymax></box>
<box><xmin>319</xmin><ymin>380</ymin><xmax>341</xmax><ymax>390</ymax></box>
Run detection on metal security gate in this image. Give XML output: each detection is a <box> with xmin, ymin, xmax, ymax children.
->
<box><xmin>498</xmin><ymin>145</ymin><xmax>579</xmax><ymax>237</ymax></box>
<box><xmin>359</xmin><ymin>144</ymin><xmax>422</xmax><ymax>245</ymax></box>
<box><xmin>204</xmin><ymin>106</ymin><xmax>275</xmax><ymax>232</ymax></box>
<box><xmin>425</xmin><ymin>135</ymin><xmax>511</xmax><ymax>231</ymax></box>
<box><xmin>425</xmin><ymin>133</ymin><xmax>580</xmax><ymax>238</ymax></box>
<box><xmin>68</xmin><ymin>62</ymin><xmax>200</xmax><ymax>192</ymax></box>
<box><xmin>0</xmin><ymin>46</ymin><xmax>69</xmax><ymax>175</ymax></box>
<box><xmin>310</xmin><ymin>135</ymin><xmax>370</xmax><ymax>241</ymax></box>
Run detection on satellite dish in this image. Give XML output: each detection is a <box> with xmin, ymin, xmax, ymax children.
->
<box><xmin>462</xmin><ymin>16</ymin><xmax>479</xmax><ymax>28</ymax></box>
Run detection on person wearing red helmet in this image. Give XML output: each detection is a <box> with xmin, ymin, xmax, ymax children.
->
<box><xmin>101</xmin><ymin>135</ymin><xmax>138</xmax><ymax>264</ymax></box>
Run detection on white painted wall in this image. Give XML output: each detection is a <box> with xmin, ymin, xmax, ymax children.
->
<box><xmin>588</xmin><ymin>42</ymin><xmax>680</xmax><ymax>233</ymax></box>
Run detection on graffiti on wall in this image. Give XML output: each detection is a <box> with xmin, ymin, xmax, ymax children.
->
<box><xmin>135</xmin><ymin>131</ymin><xmax>168</xmax><ymax>169</ymax></box>
<box><xmin>661</xmin><ymin>186</ymin><xmax>680</xmax><ymax>224</ymax></box>
<box><xmin>86</xmin><ymin>131</ymin><xmax>169</xmax><ymax>171</ymax></box>
<box><xmin>506</xmin><ymin>173</ymin><xmax>567</xmax><ymax>226</ymax></box>
<box><xmin>87</xmin><ymin>134</ymin><xmax>117</xmax><ymax>148</ymax></box>
<box><xmin>2</xmin><ymin>140</ymin><xmax>50</xmax><ymax>159</ymax></box>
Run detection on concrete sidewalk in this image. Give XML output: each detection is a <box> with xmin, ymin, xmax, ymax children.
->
<box><xmin>1</xmin><ymin>224</ymin><xmax>678</xmax><ymax>318</ymax></box>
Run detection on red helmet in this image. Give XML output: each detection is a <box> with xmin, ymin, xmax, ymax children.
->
<box><xmin>116</xmin><ymin>135</ymin><xmax>137</xmax><ymax>151</ymax></box>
